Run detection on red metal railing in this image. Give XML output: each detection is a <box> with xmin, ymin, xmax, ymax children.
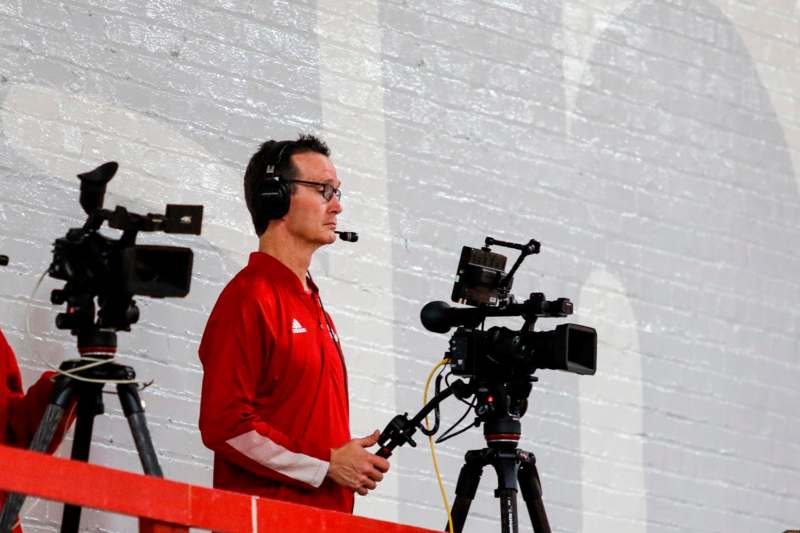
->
<box><xmin>0</xmin><ymin>445</ymin><xmax>436</xmax><ymax>532</ymax></box>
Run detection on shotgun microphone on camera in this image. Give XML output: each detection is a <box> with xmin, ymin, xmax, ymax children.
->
<box><xmin>335</xmin><ymin>231</ymin><xmax>359</xmax><ymax>243</ymax></box>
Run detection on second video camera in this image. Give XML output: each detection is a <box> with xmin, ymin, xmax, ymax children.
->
<box><xmin>49</xmin><ymin>161</ymin><xmax>203</xmax><ymax>333</ymax></box>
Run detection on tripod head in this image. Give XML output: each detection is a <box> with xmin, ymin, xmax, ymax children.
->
<box><xmin>74</xmin><ymin>329</ymin><xmax>119</xmax><ymax>360</ymax></box>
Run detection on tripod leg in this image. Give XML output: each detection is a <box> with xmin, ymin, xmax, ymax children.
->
<box><xmin>117</xmin><ymin>383</ymin><xmax>163</xmax><ymax>477</ymax></box>
<box><xmin>496</xmin><ymin>490</ymin><xmax>519</xmax><ymax>533</ymax></box>
<box><xmin>0</xmin><ymin>377</ymin><xmax>77</xmax><ymax>533</ymax></box>
<box><xmin>447</xmin><ymin>454</ymin><xmax>486</xmax><ymax>533</ymax></box>
<box><xmin>61</xmin><ymin>385</ymin><xmax>103</xmax><ymax>533</ymax></box>
<box><xmin>518</xmin><ymin>454</ymin><xmax>551</xmax><ymax>533</ymax></box>
<box><xmin>491</xmin><ymin>450</ymin><xmax>521</xmax><ymax>533</ymax></box>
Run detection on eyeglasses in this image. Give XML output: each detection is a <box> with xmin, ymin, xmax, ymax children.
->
<box><xmin>287</xmin><ymin>179</ymin><xmax>342</xmax><ymax>202</ymax></box>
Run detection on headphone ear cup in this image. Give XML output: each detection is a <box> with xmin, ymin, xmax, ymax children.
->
<box><xmin>255</xmin><ymin>177</ymin><xmax>291</xmax><ymax>225</ymax></box>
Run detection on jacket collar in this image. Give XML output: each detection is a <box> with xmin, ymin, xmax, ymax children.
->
<box><xmin>247</xmin><ymin>252</ymin><xmax>317</xmax><ymax>295</ymax></box>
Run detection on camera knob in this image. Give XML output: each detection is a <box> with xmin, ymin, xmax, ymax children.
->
<box><xmin>55</xmin><ymin>312</ymin><xmax>74</xmax><ymax>330</ymax></box>
<box><xmin>51</xmin><ymin>289</ymin><xmax>66</xmax><ymax>305</ymax></box>
<box><xmin>477</xmin><ymin>398</ymin><xmax>497</xmax><ymax>416</ymax></box>
<box><xmin>126</xmin><ymin>303</ymin><xmax>140</xmax><ymax>324</ymax></box>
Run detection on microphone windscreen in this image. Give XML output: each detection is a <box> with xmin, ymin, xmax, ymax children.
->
<box><xmin>336</xmin><ymin>231</ymin><xmax>359</xmax><ymax>242</ymax></box>
<box><xmin>420</xmin><ymin>301</ymin><xmax>453</xmax><ymax>333</ymax></box>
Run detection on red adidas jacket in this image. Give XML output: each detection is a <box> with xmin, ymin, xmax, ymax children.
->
<box><xmin>198</xmin><ymin>252</ymin><xmax>353</xmax><ymax>512</ymax></box>
<box><xmin>0</xmin><ymin>329</ymin><xmax>72</xmax><ymax>533</ymax></box>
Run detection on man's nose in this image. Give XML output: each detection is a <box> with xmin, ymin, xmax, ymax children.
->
<box><xmin>329</xmin><ymin>194</ymin><xmax>343</xmax><ymax>214</ymax></box>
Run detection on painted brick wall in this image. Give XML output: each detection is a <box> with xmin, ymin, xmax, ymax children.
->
<box><xmin>0</xmin><ymin>1</ymin><xmax>798</xmax><ymax>532</ymax></box>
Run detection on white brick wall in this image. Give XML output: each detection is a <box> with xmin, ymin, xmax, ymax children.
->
<box><xmin>0</xmin><ymin>1</ymin><xmax>798</xmax><ymax>532</ymax></box>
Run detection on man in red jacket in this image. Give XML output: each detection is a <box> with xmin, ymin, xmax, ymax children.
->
<box><xmin>0</xmin><ymin>328</ymin><xmax>72</xmax><ymax>532</ymax></box>
<box><xmin>199</xmin><ymin>134</ymin><xmax>389</xmax><ymax>513</ymax></box>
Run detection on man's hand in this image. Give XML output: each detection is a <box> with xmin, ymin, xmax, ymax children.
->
<box><xmin>328</xmin><ymin>430</ymin><xmax>391</xmax><ymax>495</ymax></box>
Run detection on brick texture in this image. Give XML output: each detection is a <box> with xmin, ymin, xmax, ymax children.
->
<box><xmin>0</xmin><ymin>1</ymin><xmax>798</xmax><ymax>532</ymax></box>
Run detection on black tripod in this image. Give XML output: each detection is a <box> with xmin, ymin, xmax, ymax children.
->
<box><xmin>0</xmin><ymin>330</ymin><xmax>163</xmax><ymax>533</ymax></box>
<box><xmin>448</xmin><ymin>416</ymin><xmax>550</xmax><ymax>533</ymax></box>
<box><xmin>376</xmin><ymin>380</ymin><xmax>552</xmax><ymax>533</ymax></box>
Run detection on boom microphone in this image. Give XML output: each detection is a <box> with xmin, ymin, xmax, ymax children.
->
<box><xmin>335</xmin><ymin>231</ymin><xmax>358</xmax><ymax>243</ymax></box>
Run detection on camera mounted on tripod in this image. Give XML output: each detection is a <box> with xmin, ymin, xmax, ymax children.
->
<box><xmin>0</xmin><ymin>161</ymin><xmax>206</xmax><ymax>533</ymax></box>
<box><xmin>378</xmin><ymin>236</ymin><xmax>597</xmax><ymax>533</ymax></box>
<box><xmin>48</xmin><ymin>161</ymin><xmax>203</xmax><ymax>336</ymax></box>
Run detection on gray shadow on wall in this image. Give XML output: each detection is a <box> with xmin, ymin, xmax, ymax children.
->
<box><xmin>570</xmin><ymin>1</ymin><xmax>800</xmax><ymax>531</ymax></box>
<box><xmin>377</xmin><ymin>2</ymin><xmax>590</xmax><ymax>532</ymax></box>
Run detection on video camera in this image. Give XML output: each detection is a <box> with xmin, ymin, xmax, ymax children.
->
<box><xmin>420</xmin><ymin>237</ymin><xmax>596</xmax><ymax>381</ymax></box>
<box><xmin>378</xmin><ymin>237</ymin><xmax>597</xmax><ymax>532</ymax></box>
<box><xmin>378</xmin><ymin>236</ymin><xmax>597</xmax><ymax>459</ymax></box>
<box><xmin>0</xmin><ymin>163</ymin><xmax>205</xmax><ymax>533</ymax></box>
<box><xmin>48</xmin><ymin>161</ymin><xmax>203</xmax><ymax>334</ymax></box>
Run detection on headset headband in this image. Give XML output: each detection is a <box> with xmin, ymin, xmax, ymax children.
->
<box><xmin>265</xmin><ymin>141</ymin><xmax>293</xmax><ymax>180</ymax></box>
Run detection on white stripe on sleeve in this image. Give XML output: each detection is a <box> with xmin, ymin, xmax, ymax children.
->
<box><xmin>226</xmin><ymin>430</ymin><xmax>329</xmax><ymax>488</ymax></box>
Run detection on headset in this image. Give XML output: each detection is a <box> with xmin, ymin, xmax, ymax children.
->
<box><xmin>253</xmin><ymin>141</ymin><xmax>294</xmax><ymax>228</ymax></box>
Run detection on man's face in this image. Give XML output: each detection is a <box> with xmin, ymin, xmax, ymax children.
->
<box><xmin>282</xmin><ymin>151</ymin><xmax>342</xmax><ymax>247</ymax></box>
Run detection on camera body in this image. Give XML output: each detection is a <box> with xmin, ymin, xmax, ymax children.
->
<box><xmin>447</xmin><ymin>322</ymin><xmax>597</xmax><ymax>380</ymax></box>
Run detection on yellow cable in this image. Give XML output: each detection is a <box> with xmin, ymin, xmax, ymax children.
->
<box><xmin>423</xmin><ymin>359</ymin><xmax>454</xmax><ymax>533</ymax></box>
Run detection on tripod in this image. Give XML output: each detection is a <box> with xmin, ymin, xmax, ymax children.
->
<box><xmin>0</xmin><ymin>330</ymin><xmax>163</xmax><ymax>533</ymax></box>
<box><xmin>448</xmin><ymin>416</ymin><xmax>550</xmax><ymax>533</ymax></box>
<box><xmin>376</xmin><ymin>377</ymin><xmax>557</xmax><ymax>533</ymax></box>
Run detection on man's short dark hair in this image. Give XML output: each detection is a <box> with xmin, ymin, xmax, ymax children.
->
<box><xmin>243</xmin><ymin>133</ymin><xmax>331</xmax><ymax>237</ymax></box>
